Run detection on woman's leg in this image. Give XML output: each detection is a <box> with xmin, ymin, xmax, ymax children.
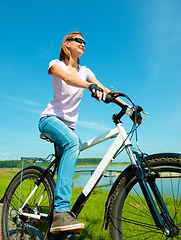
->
<box><xmin>38</xmin><ymin>115</ymin><xmax>82</xmax><ymax>212</ymax></box>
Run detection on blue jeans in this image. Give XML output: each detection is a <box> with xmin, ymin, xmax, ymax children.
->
<box><xmin>38</xmin><ymin>115</ymin><xmax>82</xmax><ymax>212</ymax></box>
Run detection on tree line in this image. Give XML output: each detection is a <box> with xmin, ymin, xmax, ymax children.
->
<box><xmin>0</xmin><ymin>158</ymin><xmax>102</xmax><ymax>168</ymax></box>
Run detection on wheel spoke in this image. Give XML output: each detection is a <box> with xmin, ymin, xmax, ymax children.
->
<box><xmin>1</xmin><ymin>168</ymin><xmax>54</xmax><ymax>240</ymax></box>
<box><xmin>109</xmin><ymin>154</ymin><xmax>181</xmax><ymax>239</ymax></box>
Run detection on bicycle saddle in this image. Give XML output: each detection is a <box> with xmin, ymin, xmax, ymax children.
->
<box><xmin>40</xmin><ymin>134</ymin><xmax>54</xmax><ymax>143</ymax></box>
<box><xmin>40</xmin><ymin>133</ymin><xmax>48</xmax><ymax>140</ymax></box>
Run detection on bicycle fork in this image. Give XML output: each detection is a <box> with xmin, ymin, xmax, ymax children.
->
<box><xmin>127</xmin><ymin>147</ymin><xmax>179</xmax><ymax>237</ymax></box>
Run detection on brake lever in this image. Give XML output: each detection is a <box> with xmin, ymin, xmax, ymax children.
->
<box><xmin>136</xmin><ymin>106</ymin><xmax>148</xmax><ymax>115</ymax></box>
<box><xmin>111</xmin><ymin>87</ymin><xmax>125</xmax><ymax>97</ymax></box>
<box><xmin>142</xmin><ymin>109</ymin><xmax>149</xmax><ymax>115</ymax></box>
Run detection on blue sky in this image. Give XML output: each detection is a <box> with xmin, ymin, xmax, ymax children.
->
<box><xmin>0</xmin><ymin>0</ymin><xmax>181</xmax><ymax>162</ymax></box>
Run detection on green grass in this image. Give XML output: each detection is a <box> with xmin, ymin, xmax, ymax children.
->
<box><xmin>0</xmin><ymin>168</ymin><xmax>20</xmax><ymax>199</ymax></box>
<box><xmin>0</xmin><ymin>168</ymin><xmax>110</xmax><ymax>239</ymax></box>
<box><xmin>71</xmin><ymin>187</ymin><xmax>110</xmax><ymax>240</ymax></box>
<box><xmin>2</xmin><ymin>168</ymin><xmax>179</xmax><ymax>239</ymax></box>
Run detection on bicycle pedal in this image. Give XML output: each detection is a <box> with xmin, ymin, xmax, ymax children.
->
<box><xmin>65</xmin><ymin>234</ymin><xmax>77</xmax><ymax>240</ymax></box>
<box><xmin>48</xmin><ymin>232</ymin><xmax>77</xmax><ymax>240</ymax></box>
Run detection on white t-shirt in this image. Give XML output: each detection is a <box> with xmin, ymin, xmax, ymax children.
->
<box><xmin>41</xmin><ymin>59</ymin><xmax>95</xmax><ymax>129</ymax></box>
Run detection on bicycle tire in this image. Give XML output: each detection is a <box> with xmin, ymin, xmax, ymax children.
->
<box><xmin>1</xmin><ymin>166</ymin><xmax>55</xmax><ymax>240</ymax></box>
<box><xmin>108</xmin><ymin>153</ymin><xmax>181</xmax><ymax>239</ymax></box>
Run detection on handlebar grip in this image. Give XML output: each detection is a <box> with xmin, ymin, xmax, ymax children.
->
<box><xmin>103</xmin><ymin>93</ymin><xmax>114</xmax><ymax>103</ymax></box>
<box><xmin>92</xmin><ymin>92</ymin><xmax>114</xmax><ymax>103</ymax></box>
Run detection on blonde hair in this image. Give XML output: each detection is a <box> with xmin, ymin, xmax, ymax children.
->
<box><xmin>59</xmin><ymin>31</ymin><xmax>84</xmax><ymax>64</ymax></box>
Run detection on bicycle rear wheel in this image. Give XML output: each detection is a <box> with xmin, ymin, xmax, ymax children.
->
<box><xmin>108</xmin><ymin>153</ymin><xmax>181</xmax><ymax>239</ymax></box>
<box><xmin>1</xmin><ymin>166</ymin><xmax>55</xmax><ymax>240</ymax></box>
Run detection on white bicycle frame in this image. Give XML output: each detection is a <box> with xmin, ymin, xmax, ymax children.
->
<box><xmin>80</xmin><ymin>122</ymin><xmax>138</xmax><ymax>197</ymax></box>
<box><xmin>19</xmin><ymin>122</ymin><xmax>138</xmax><ymax>220</ymax></box>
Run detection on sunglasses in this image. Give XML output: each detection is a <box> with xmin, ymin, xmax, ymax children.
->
<box><xmin>69</xmin><ymin>37</ymin><xmax>86</xmax><ymax>45</ymax></box>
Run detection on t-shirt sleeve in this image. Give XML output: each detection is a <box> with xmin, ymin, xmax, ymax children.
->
<box><xmin>48</xmin><ymin>59</ymin><xmax>62</xmax><ymax>75</ymax></box>
<box><xmin>86</xmin><ymin>67</ymin><xmax>95</xmax><ymax>81</ymax></box>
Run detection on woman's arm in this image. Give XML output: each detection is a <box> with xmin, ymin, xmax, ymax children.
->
<box><xmin>50</xmin><ymin>65</ymin><xmax>131</xmax><ymax>108</ymax></box>
<box><xmin>50</xmin><ymin>64</ymin><xmax>91</xmax><ymax>89</ymax></box>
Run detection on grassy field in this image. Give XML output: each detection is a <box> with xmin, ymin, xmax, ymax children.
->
<box><xmin>0</xmin><ymin>168</ymin><xmax>110</xmax><ymax>239</ymax></box>
<box><xmin>0</xmin><ymin>168</ymin><xmax>20</xmax><ymax>200</ymax></box>
<box><xmin>0</xmin><ymin>168</ymin><xmax>178</xmax><ymax>239</ymax></box>
<box><xmin>71</xmin><ymin>188</ymin><xmax>110</xmax><ymax>240</ymax></box>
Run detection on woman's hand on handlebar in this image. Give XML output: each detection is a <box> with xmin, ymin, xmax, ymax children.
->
<box><xmin>89</xmin><ymin>83</ymin><xmax>107</xmax><ymax>101</ymax></box>
<box><xmin>97</xmin><ymin>91</ymin><xmax>107</xmax><ymax>101</ymax></box>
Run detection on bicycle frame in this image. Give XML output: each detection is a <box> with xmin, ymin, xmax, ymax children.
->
<box><xmin>71</xmin><ymin>122</ymin><xmax>138</xmax><ymax>215</ymax></box>
<box><xmin>80</xmin><ymin>122</ymin><xmax>135</xmax><ymax>197</ymax></box>
<box><xmin>18</xmin><ymin>121</ymin><xmax>178</xmax><ymax>236</ymax></box>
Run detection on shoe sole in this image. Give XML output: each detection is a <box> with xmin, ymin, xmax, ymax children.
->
<box><xmin>50</xmin><ymin>224</ymin><xmax>85</xmax><ymax>233</ymax></box>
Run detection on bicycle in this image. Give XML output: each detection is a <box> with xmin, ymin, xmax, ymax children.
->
<box><xmin>1</xmin><ymin>90</ymin><xmax>181</xmax><ymax>240</ymax></box>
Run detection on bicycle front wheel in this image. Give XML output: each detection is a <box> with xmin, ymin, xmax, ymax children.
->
<box><xmin>108</xmin><ymin>153</ymin><xmax>181</xmax><ymax>239</ymax></box>
<box><xmin>1</xmin><ymin>166</ymin><xmax>55</xmax><ymax>240</ymax></box>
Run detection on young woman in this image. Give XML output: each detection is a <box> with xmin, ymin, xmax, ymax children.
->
<box><xmin>38</xmin><ymin>31</ymin><xmax>130</xmax><ymax>234</ymax></box>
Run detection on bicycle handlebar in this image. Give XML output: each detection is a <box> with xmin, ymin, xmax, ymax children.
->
<box><xmin>91</xmin><ymin>91</ymin><xmax>146</xmax><ymax>124</ymax></box>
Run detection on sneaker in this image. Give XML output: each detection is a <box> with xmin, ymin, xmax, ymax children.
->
<box><xmin>50</xmin><ymin>211</ymin><xmax>85</xmax><ymax>233</ymax></box>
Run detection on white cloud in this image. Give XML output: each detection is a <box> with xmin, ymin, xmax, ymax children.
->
<box><xmin>2</xmin><ymin>152</ymin><xmax>11</xmax><ymax>159</ymax></box>
<box><xmin>1</xmin><ymin>94</ymin><xmax>43</xmax><ymax>115</ymax></box>
<box><xmin>5</xmin><ymin>95</ymin><xmax>41</xmax><ymax>106</ymax></box>
<box><xmin>23</xmin><ymin>107</ymin><xmax>42</xmax><ymax>114</ymax></box>
<box><xmin>77</xmin><ymin>120</ymin><xmax>110</xmax><ymax>131</ymax></box>
<box><xmin>2</xmin><ymin>152</ymin><xmax>11</xmax><ymax>156</ymax></box>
